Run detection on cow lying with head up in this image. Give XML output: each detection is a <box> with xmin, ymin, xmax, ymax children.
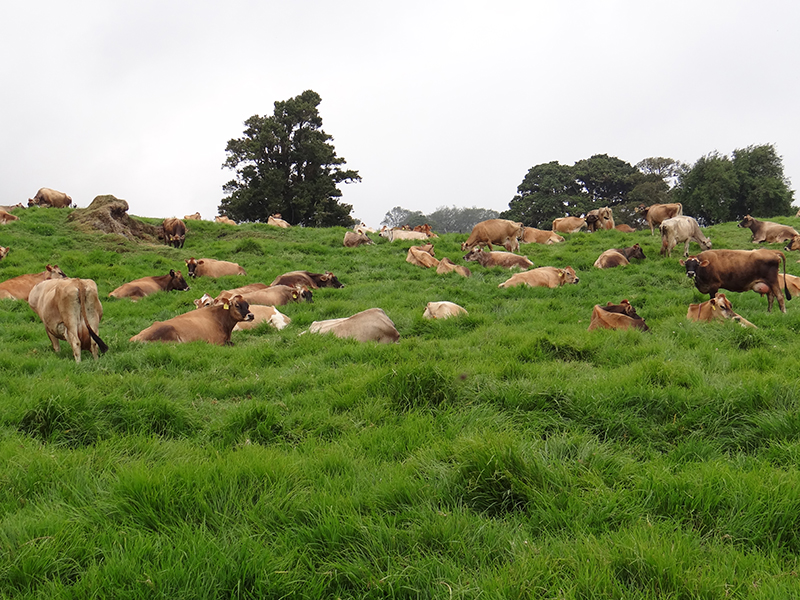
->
<box><xmin>686</xmin><ymin>294</ymin><xmax>756</xmax><ymax>328</ymax></box>
<box><xmin>588</xmin><ymin>300</ymin><xmax>649</xmax><ymax>332</ymax></box>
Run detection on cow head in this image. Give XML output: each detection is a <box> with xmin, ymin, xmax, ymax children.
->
<box><xmin>709</xmin><ymin>294</ymin><xmax>736</xmax><ymax>319</ymax></box>
<box><xmin>0</xmin><ymin>246</ymin><xmax>9</xmax><ymax>260</ymax></box>
<box><xmin>785</xmin><ymin>234</ymin><xmax>800</xmax><ymax>252</ymax></box>
<box><xmin>45</xmin><ymin>264</ymin><xmax>68</xmax><ymax>279</ymax></box>
<box><xmin>738</xmin><ymin>215</ymin><xmax>756</xmax><ymax>229</ymax></box>
<box><xmin>627</xmin><ymin>244</ymin><xmax>646</xmax><ymax>260</ymax></box>
<box><xmin>680</xmin><ymin>256</ymin><xmax>709</xmax><ymax>279</ymax></box>
<box><xmin>167</xmin><ymin>269</ymin><xmax>190</xmax><ymax>291</ymax></box>
<box><xmin>292</xmin><ymin>285</ymin><xmax>314</xmax><ymax>303</ymax></box>
<box><xmin>463</xmin><ymin>247</ymin><xmax>483</xmax><ymax>262</ymax></box>
<box><xmin>194</xmin><ymin>293</ymin><xmax>214</xmax><ymax>309</ymax></box>
<box><xmin>319</xmin><ymin>271</ymin><xmax>344</xmax><ymax>288</ymax></box>
<box><xmin>224</xmin><ymin>294</ymin><xmax>254</xmax><ymax>323</ymax></box>
<box><xmin>559</xmin><ymin>266</ymin><xmax>579</xmax><ymax>285</ymax></box>
<box><xmin>185</xmin><ymin>258</ymin><xmax>199</xmax><ymax>278</ymax></box>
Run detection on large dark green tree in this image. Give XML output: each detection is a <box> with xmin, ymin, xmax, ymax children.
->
<box><xmin>219</xmin><ymin>90</ymin><xmax>361</xmax><ymax>226</ymax></box>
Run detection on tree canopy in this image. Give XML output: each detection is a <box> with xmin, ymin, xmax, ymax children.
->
<box><xmin>219</xmin><ymin>90</ymin><xmax>361</xmax><ymax>226</ymax></box>
<box><xmin>381</xmin><ymin>205</ymin><xmax>499</xmax><ymax>233</ymax></box>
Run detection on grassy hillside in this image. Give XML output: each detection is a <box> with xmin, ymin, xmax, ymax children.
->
<box><xmin>2</xmin><ymin>207</ymin><xmax>800</xmax><ymax>598</ymax></box>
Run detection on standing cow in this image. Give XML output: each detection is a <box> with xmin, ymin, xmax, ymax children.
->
<box><xmin>461</xmin><ymin>219</ymin><xmax>524</xmax><ymax>252</ymax></box>
<box><xmin>161</xmin><ymin>218</ymin><xmax>186</xmax><ymax>248</ymax></box>
<box><xmin>552</xmin><ymin>216</ymin><xmax>586</xmax><ymax>234</ymax></box>
<box><xmin>637</xmin><ymin>203</ymin><xmax>683</xmax><ymax>235</ymax></box>
<box><xmin>28</xmin><ymin>188</ymin><xmax>73</xmax><ymax>208</ymax></box>
<box><xmin>660</xmin><ymin>216</ymin><xmax>712</xmax><ymax>257</ymax></box>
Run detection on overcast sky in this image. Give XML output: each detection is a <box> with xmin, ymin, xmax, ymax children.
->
<box><xmin>2</xmin><ymin>1</ymin><xmax>798</xmax><ymax>227</ymax></box>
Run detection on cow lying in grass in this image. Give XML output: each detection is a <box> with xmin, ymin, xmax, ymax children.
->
<box><xmin>686</xmin><ymin>294</ymin><xmax>756</xmax><ymax>328</ymax></box>
<box><xmin>588</xmin><ymin>300</ymin><xmax>649</xmax><ymax>332</ymax></box>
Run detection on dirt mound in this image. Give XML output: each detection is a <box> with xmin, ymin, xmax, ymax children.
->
<box><xmin>67</xmin><ymin>195</ymin><xmax>160</xmax><ymax>242</ymax></box>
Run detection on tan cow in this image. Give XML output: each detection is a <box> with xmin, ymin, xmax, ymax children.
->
<box><xmin>28</xmin><ymin>187</ymin><xmax>72</xmax><ymax>208</ymax></box>
<box><xmin>463</xmin><ymin>247</ymin><xmax>533</xmax><ymax>269</ymax></box>
<box><xmin>552</xmin><ymin>216</ymin><xmax>586</xmax><ymax>234</ymax></box>
<box><xmin>215</xmin><ymin>215</ymin><xmax>237</xmax><ymax>225</ymax></box>
<box><xmin>267</xmin><ymin>214</ymin><xmax>291</xmax><ymax>228</ymax></box>
<box><xmin>185</xmin><ymin>258</ymin><xmax>246</xmax><ymax>278</ymax></box>
<box><xmin>779</xmin><ymin>273</ymin><xmax>800</xmax><ymax>298</ymax></box>
<box><xmin>422</xmin><ymin>301</ymin><xmax>467</xmax><ymax>319</ymax></box>
<box><xmin>304</xmin><ymin>308</ymin><xmax>400</xmax><ymax>343</ymax></box>
<box><xmin>0</xmin><ymin>246</ymin><xmax>9</xmax><ymax>260</ymax></box>
<box><xmin>498</xmin><ymin>266</ymin><xmax>579</xmax><ymax>288</ymax></box>
<box><xmin>738</xmin><ymin>215</ymin><xmax>799</xmax><ymax>244</ymax></box>
<box><xmin>406</xmin><ymin>244</ymin><xmax>440</xmax><ymax>269</ymax></box>
<box><xmin>637</xmin><ymin>203</ymin><xmax>683</xmax><ymax>235</ymax></box>
<box><xmin>380</xmin><ymin>227</ymin><xmax>430</xmax><ymax>242</ymax></box>
<box><xmin>161</xmin><ymin>217</ymin><xmax>186</xmax><ymax>249</ymax></box>
<box><xmin>588</xmin><ymin>300</ymin><xmax>649</xmax><ymax>331</ymax></box>
<box><xmin>461</xmin><ymin>219</ymin><xmax>524</xmax><ymax>252</ymax></box>
<box><xmin>354</xmin><ymin>222</ymin><xmax>377</xmax><ymax>234</ymax></box>
<box><xmin>0</xmin><ymin>209</ymin><xmax>19</xmax><ymax>224</ymax></box>
<box><xmin>784</xmin><ymin>234</ymin><xmax>800</xmax><ymax>252</ymax></box>
<box><xmin>615</xmin><ymin>224</ymin><xmax>636</xmax><ymax>233</ymax></box>
<box><xmin>130</xmin><ymin>295</ymin><xmax>253</xmax><ymax>345</ymax></box>
<box><xmin>686</xmin><ymin>293</ymin><xmax>757</xmax><ymax>328</ymax></box>
<box><xmin>270</xmin><ymin>271</ymin><xmax>344</xmax><ymax>289</ymax></box>
<box><xmin>521</xmin><ymin>228</ymin><xmax>565</xmax><ymax>245</ymax></box>
<box><xmin>412</xmin><ymin>224</ymin><xmax>437</xmax><ymax>237</ymax></box>
<box><xmin>343</xmin><ymin>231</ymin><xmax>374</xmax><ymax>247</ymax></box>
<box><xmin>586</xmin><ymin>206</ymin><xmax>615</xmax><ymax>232</ymax></box>
<box><xmin>0</xmin><ymin>265</ymin><xmax>68</xmax><ymax>300</ymax></box>
<box><xmin>593</xmin><ymin>244</ymin><xmax>646</xmax><ymax>269</ymax></box>
<box><xmin>660</xmin><ymin>216</ymin><xmax>712</xmax><ymax>257</ymax></box>
<box><xmin>28</xmin><ymin>278</ymin><xmax>108</xmax><ymax>362</ymax></box>
<box><xmin>184</xmin><ymin>212</ymin><xmax>202</xmax><ymax>220</ymax></box>
<box><xmin>436</xmin><ymin>257</ymin><xmax>471</xmax><ymax>277</ymax></box>
<box><xmin>108</xmin><ymin>269</ymin><xmax>190</xmax><ymax>301</ymax></box>
<box><xmin>215</xmin><ymin>284</ymin><xmax>313</xmax><ymax>307</ymax></box>
<box><xmin>234</xmin><ymin>305</ymin><xmax>291</xmax><ymax>331</ymax></box>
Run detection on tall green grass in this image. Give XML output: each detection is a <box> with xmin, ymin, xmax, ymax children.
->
<box><xmin>1</xmin><ymin>207</ymin><xmax>800</xmax><ymax>597</ymax></box>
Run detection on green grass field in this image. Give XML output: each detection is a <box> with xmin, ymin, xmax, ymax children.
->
<box><xmin>2</xmin><ymin>207</ymin><xmax>800</xmax><ymax>598</ymax></box>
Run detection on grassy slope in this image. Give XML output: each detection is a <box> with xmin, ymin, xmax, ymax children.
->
<box><xmin>2</xmin><ymin>208</ymin><xmax>800</xmax><ymax>598</ymax></box>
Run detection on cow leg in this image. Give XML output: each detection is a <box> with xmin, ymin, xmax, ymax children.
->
<box><xmin>683</xmin><ymin>240</ymin><xmax>691</xmax><ymax>257</ymax></box>
<box><xmin>46</xmin><ymin>329</ymin><xmax>61</xmax><ymax>354</ymax></box>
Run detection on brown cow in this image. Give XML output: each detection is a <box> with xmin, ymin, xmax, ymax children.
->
<box><xmin>130</xmin><ymin>295</ymin><xmax>253</xmax><ymax>345</ymax></box>
<box><xmin>270</xmin><ymin>270</ymin><xmax>344</xmax><ymax>289</ymax></box>
<box><xmin>686</xmin><ymin>293</ymin><xmax>757</xmax><ymax>328</ymax></box>
<box><xmin>0</xmin><ymin>246</ymin><xmax>9</xmax><ymax>260</ymax></box>
<box><xmin>0</xmin><ymin>209</ymin><xmax>19</xmax><ymax>224</ymax></box>
<box><xmin>422</xmin><ymin>301</ymin><xmax>467</xmax><ymax>319</ymax></box>
<box><xmin>304</xmin><ymin>308</ymin><xmax>400</xmax><ymax>343</ymax></box>
<box><xmin>406</xmin><ymin>244</ymin><xmax>440</xmax><ymax>269</ymax></box>
<box><xmin>28</xmin><ymin>187</ymin><xmax>72</xmax><ymax>208</ymax></box>
<box><xmin>234</xmin><ymin>305</ymin><xmax>291</xmax><ymax>331</ymax></box>
<box><xmin>412</xmin><ymin>223</ymin><xmax>438</xmax><ymax>237</ymax></box>
<box><xmin>521</xmin><ymin>228</ymin><xmax>565</xmax><ymax>245</ymax></box>
<box><xmin>615</xmin><ymin>224</ymin><xmax>636</xmax><ymax>233</ymax></box>
<box><xmin>738</xmin><ymin>215</ymin><xmax>799</xmax><ymax>244</ymax></box>
<box><xmin>184</xmin><ymin>212</ymin><xmax>202</xmax><ymax>220</ymax></box>
<box><xmin>681</xmin><ymin>249</ymin><xmax>791</xmax><ymax>312</ymax></box>
<box><xmin>108</xmin><ymin>269</ymin><xmax>190</xmax><ymax>301</ymax></box>
<box><xmin>660</xmin><ymin>216</ymin><xmax>712</xmax><ymax>257</ymax></box>
<box><xmin>593</xmin><ymin>244</ymin><xmax>646</xmax><ymax>269</ymax></box>
<box><xmin>161</xmin><ymin>217</ymin><xmax>186</xmax><ymax>248</ymax></box>
<box><xmin>28</xmin><ymin>278</ymin><xmax>108</xmax><ymax>362</ymax></box>
<box><xmin>184</xmin><ymin>258</ymin><xmax>246</xmax><ymax>278</ymax></box>
<box><xmin>586</xmin><ymin>207</ymin><xmax>615</xmax><ymax>232</ymax></box>
<box><xmin>0</xmin><ymin>265</ymin><xmax>68</xmax><ymax>300</ymax></box>
<box><xmin>461</xmin><ymin>219</ymin><xmax>524</xmax><ymax>252</ymax></box>
<box><xmin>498</xmin><ymin>266</ymin><xmax>579</xmax><ymax>288</ymax></box>
<box><xmin>588</xmin><ymin>300</ymin><xmax>649</xmax><ymax>331</ymax></box>
<box><xmin>463</xmin><ymin>247</ymin><xmax>533</xmax><ymax>269</ymax></box>
<box><xmin>436</xmin><ymin>257</ymin><xmax>471</xmax><ymax>277</ymax></box>
<box><xmin>215</xmin><ymin>215</ymin><xmax>237</xmax><ymax>225</ymax></box>
<box><xmin>552</xmin><ymin>216</ymin><xmax>586</xmax><ymax>234</ymax></box>
<box><xmin>343</xmin><ymin>231</ymin><xmax>374</xmax><ymax>247</ymax></box>
<box><xmin>267</xmin><ymin>214</ymin><xmax>291</xmax><ymax>228</ymax></box>
<box><xmin>215</xmin><ymin>284</ymin><xmax>313</xmax><ymax>307</ymax></box>
<box><xmin>637</xmin><ymin>203</ymin><xmax>683</xmax><ymax>235</ymax></box>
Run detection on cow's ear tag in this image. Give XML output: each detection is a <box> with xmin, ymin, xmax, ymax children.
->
<box><xmin>711</xmin><ymin>304</ymin><xmax>716</xmax><ymax>311</ymax></box>
<box><xmin>559</xmin><ymin>272</ymin><xmax>564</xmax><ymax>278</ymax></box>
<box><xmin>292</xmin><ymin>293</ymin><xmax>298</xmax><ymax>299</ymax></box>
<box><xmin>223</xmin><ymin>303</ymin><xmax>230</xmax><ymax>310</ymax></box>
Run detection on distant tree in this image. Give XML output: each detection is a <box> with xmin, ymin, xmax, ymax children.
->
<box><xmin>381</xmin><ymin>205</ymin><xmax>499</xmax><ymax>233</ymax></box>
<box><xmin>219</xmin><ymin>90</ymin><xmax>360</xmax><ymax>226</ymax></box>
<box><xmin>381</xmin><ymin>207</ymin><xmax>425</xmax><ymax>229</ymax></box>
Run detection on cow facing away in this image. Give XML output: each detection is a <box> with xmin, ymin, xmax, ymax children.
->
<box><xmin>436</xmin><ymin>257</ymin><xmax>471</xmax><ymax>277</ymax></box>
<box><xmin>108</xmin><ymin>269</ymin><xmax>190</xmax><ymax>301</ymax></box>
<box><xmin>304</xmin><ymin>308</ymin><xmax>400</xmax><ymax>343</ymax></box>
<box><xmin>463</xmin><ymin>247</ymin><xmax>533</xmax><ymax>270</ymax></box>
<box><xmin>498</xmin><ymin>266</ymin><xmax>579</xmax><ymax>289</ymax></box>
<box><xmin>161</xmin><ymin>218</ymin><xmax>186</xmax><ymax>248</ymax></box>
<box><xmin>215</xmin><ymin>215</ymin><xmax>237</xmax><ymax>225</ymax></box>
<box><xmin>588</xmin><ymin>300</ymin><xmax>649</xmax><ymax>331</ymax></box>
<box><xmin>130</xmin><ymin>295</ymin><xmax>254</xmax><ymax>345</ymax></box>
<box><xmin>681</xmin><ymin>249</ymin><xmax>791</xmax><ymax>312</ymax></box>
<box><xmin>423</xmin><ymin>301</ymin><xmax>468</xmax><ymax>319</ymax></box>
<box><xmin>660</xmin><ymin>216</ymin><xmax>712</xmax><ymax>257</ymax></box>
<box><xmin>0</xmin><ymin>209</ymin><xmax>19</xmax><ymax>224</ymax></box>
<box><xmin>407</xmin><ymin>244</ymin><xmax>440</xmax><ymax>269</ymax></box>
<box><xmin>267</xmin><ymin>214</ymin><xmax>291</xmax><ymax>228</ymax></box>
<box><xmin>686</xmin><ymin>294</ymin><xmax>757</xmax><ymax>329</ymax></box>
<box><xmin>28</xmin><ymin>187</ymin><xmax>72</xmax><ymax>208</ymax></box>
<box><xmin>28</xmin><ymin>278</ymin><xmax>108</xmax><ymax>362</ymax></box>
<box><xmin>594</xmin><ymin>244</ymin><xmax>646</xmax><ymax>269</ymax></box>
<box><xmin>184</xmin><ymin>212</ymin><xmax>202</xmax><ymax>220</ymax></box>
<box><xmin>552</xmin><ymin>216</ymin><xmax>586</xmax><ymax>234</ymax></box>
<box><xmin>637</xmin><ymin>203</ymin><xmax>683</xmax><ymax>235</ymax></box>
<box><xmin>185</xmin><ymin>258</ymin><xmax>246</xmax><ymax>278</ymax></box>
<box><xmin>738</xmin><ymin>215</ymin><xmax>799</xmax><ymax>244</ymax></box>
<box><xmin>461</xmin><ymin>219</ymin><xmax>524</xmax><ymax>252</ymax></box>
<box><xmin>0</xmin><ymin>265</ymin><xmax>68</xmax><ymax>300</ymax></box>
<box><xmin>270</xmin><ymin>271</ymin><xmax>344</xmax><ymax>289</ymax></box>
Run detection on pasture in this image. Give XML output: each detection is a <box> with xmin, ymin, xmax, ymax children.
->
<box><xmin>2</xmin><ymin>207</ymin><xmax>800</xmax><ymax>598</ymax></box>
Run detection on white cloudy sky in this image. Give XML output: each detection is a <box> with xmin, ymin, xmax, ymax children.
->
<box><xmin>2</xmin><ymin>0</ymin><xmax>798</xmax><ymax>227</ymax></box>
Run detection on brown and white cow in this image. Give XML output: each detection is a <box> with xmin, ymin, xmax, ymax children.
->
<box><xmin>184</xmin><ymin>212</ymin><xmax>202</xmax><ymax>220</ymax></box>
<box><xmin>463</xmin><ymin>247</ymin><xmax>533</xmax><ymax>270</ymax></box>
<box><xmin>498</xmin><ymin>266</ymin><xmax>579</xmax><ymax>289</ymax></box>
<box><xmin>660</xmin><ymin>216</ymin><xmax>712</xmax><ymax>257</ymax></box>
<box><xmin>552</xmin><ymin>216</ymin><xmax>586</xmax><ymax>234</ymax></box>
<box><xmin>588</xmin><ymin>300</ymin><xmax>649</xmax><ymax>331</ymax></box>
<box><xmin>406</xmin><ymin>244</ymin><xmax>440</xmax><ymax>269</ymax></box>
<box><xmin>215</xmin><ymin>215</ymin><xmax>237</xmax><ymax>225</ymax></box>
<box><xmin>267</xmin><ymin>214</ymin><xmax>291</xmax><ymax>228</ymax></box>
<box><xmin>586</xmin><ymin>206</ymin><xmax>615</xmax><ymax>232</ymax></box>
<box><xmin>637</xmin><ymin>203</ymin><xmax>683</xmax><ymax>235</ymax></box>
<box><xmin>215</xmin><ymin>284</ymin><xmax>313</xmax><ymax>307</ymax></box>
<box><xmin>130</xmin><ymin>295</ymin><xmax>253</xmax><ymax>345</ymax></box>
<box><xmin>422</xmin><ymin>301</ymin><xmax>468</xmax><ymax>319</ymax></box>
<box><xmin>593</xmin><ymin>244</ymin><xmax>646</xmax><ymax>269</ymax></box>
<box><xmin>0</xmin><ymin>265</ymin><xmax>68</xmax><ymax>300</ymax></box>
<box><xmin>686</xmin><ymin>293</ymin><xmax>757</xmax><ymax>328</ymax></box>
<box><xmin>520</xmin><ymin>228</ymin><xmax>565</xmax><ymax>245</ymax></box>
<box><xmin>184</xmin><ymin>258</ymin><xmax>246</xmax><ymax>278</ymax></box>
<box><xmin>233</xmin><ymin>305</ymin><xmax>291</xmax><ymax>331</ymax></box>
<box><xmin>28</xmin><ymin>278</ymin><xmax>108</xmax><ymax>362</ymax></box>
<box><xmin>108</xmin><ymin>269</ymin><xmax>190</xmax><ymax>301</ymax></box>
<box><xmin>304</xmin><ymin>308</ymin><xmax>400</xmax><ymax>343</ymax></box>
<box><xmin>28</xmin><ymin>187</ymin><xmax>73</xmax><ymax>208</ymax></box>
<box><xmin>343</xmin><ymin>231</ymin><xmax>374</xmax><ymax>247</ymax></box>
<box><xmin>0</xmin><ymin>246</ymin><xmax>9</xmax><ymax>260</ymax></box>
<box><xmin>161</xmin><ymin>217</ymin><xmax>186</xmax><ymax>248</ymax></box>
<box><xmin>0</xmin><ymin>209</ymin><xmax>19</xmax><ymax>224</ymax></box>
<box><xmin>270</xmin><ymin>270</ymin><xmax>344</xmax><ymax>289</ymax></box>
<box><xmin>738</xmin><ymin>215</ymin><xmax>799</xmax><ymax>244</ymax></box>
<box><xmin>461</xmin><ymin>219</ymin><xmax>524</xmax><ymax>252</ymax></box>
<box><xmin>681</xmin><ymin>249</ymin><xmax>791</xmax><ymax>312</ymax></box>
<box><xmin>436</xmin><ymin>257</ymin><xmax>471</xmax><ymax>277</ymax></box>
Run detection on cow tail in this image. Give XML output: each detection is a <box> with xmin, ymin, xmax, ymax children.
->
<box><xmin>782</xmin><ymin>252</ymin><xmax>792</xmax><ymax>302</ymax></box>
<box><xmin>78</xmin><ymin>280</ymin><xmax>109</xmax><ymax>354</ymax></box>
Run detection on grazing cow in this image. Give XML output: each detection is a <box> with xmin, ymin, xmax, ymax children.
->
<box><xmin>0</xmin><ymin>209</ymin><xmax>19</xmax><ymax>224</ymax></box>
<box><xmin>304</xmin><ymin>308</ymin><xmax>400</xmax><ymax>344</ymax></box>
<box><xmin>184</xmin><ymin>257</ymin><xmax>246</xmax><ymax>278</ymax></box>
<box><xmin>343</xmin><ymin>231</ymin><xmax>374</xmax><ymax>247</ymax></box>
<box><xmin>586</xmin><ymin>207</ymin><xmax>615</xmax><ymax>232</ymax></box>
<box><xmin>270</xmin><ymin>270</ymin><xmax>344</xmax><ymax>289</ymax></box>
<box><xmin>594</xmin><ymin>244</ymin><xmax>646</xmax><ymax>268</ymax></box>
<box><xmin>686</xmin><ymin>293</ymin><xmax>757</xmax><ymax>328</ymax></box>
<box><xmin>463</xmin><ymin>247</ymin><xmax>533</xmax><ymax>269</ymax></box>
<box><xmin>615</xmin><ymin>224</ymin><xmax>636</xmax><ymax>233</ymax></box>
<box><xmin>0</xmin><ymin>246</ymin><xmax>9</xmax><ymax>260</ymax></box>
<box><xmin>28</xmin><ymin>187</ymin><xmax>72</xmax><ymax>208</ymax></box>
<box><xmin>738</xmin><ymin>215</ymin><xmax>799</xmax><ymax>244</ymax></box>
<box><xmin>215</xmin><ymin>215</ymin><xmax>237</xmax><ymax>225</ymax></box>
<box><xmin>406</xmin><ymin>244</ymin><xmax>440</xmax><ymax>269</ymax></box>
<box><xmin>108</xmin><ymin>269</ymin><xmax>190</xmax><ymax>301</ymax></box>
<box><xmin>0</xmin><ymin>265</ymin><xmax>68</xmax><ymax>300</ymax></box>
<box><xmin>234</xmin><ymin>305</ymin><xmax>291</xmax><ymax>331</ymax></box>
<box><xmin>588</xmin><ymin>300</ymin><xmax>649</xmax><ymax>331</ymax></box>
<box><xmin>436</xmin><ymin>257</ymin><xmax>471</xmax><ymax>277</ymax></box>
<box><xmin>184</xmin><ymin>212</ymin><xmax>202</xmax><ymax>220</ymax></box>
<box><xmin>637</xmin><ymin>203</ymin><xmax>683</xmax><ymax>235</ymax></box>
<box><xmin>681</xmin><ymin>249</ymin><xmax>791</xmax><ymax>312</ymax></box>
<box><xmin>380</xmin><ymin>227</ymin><xmax>430</xmax><ymax>242</ymax></box>
<box><xmin>659</xmin><ymin>216</ymin><xmax>712</xmax><ymax>257</ymax></box>
<box><xmin>161</xmin><ymin>217</ymin><xmax>186</xmax><ymax>248</ymax></box>
<box><xmin>423</xmin><ymin>301</ymin><xmax>468</xmax><ymax>319</ymax></box>
<box><xmin>130</xmin><ymin>295</ymin><xmax>253</xmax><ymax>345</ymax></box>
<box><xmin>461</xmin><ymin>219</ymin><xmax>524</xmax><ymax>252</ymax></box>
<box><xmin>267</xmin><ymin>214</ymin><xmax>291</xmax><ymax>228</ymax></box>
<box><xmin>28</xmin><ymin>278</ymin><xmax>108</xmax><ymax>362</ymax></box>
<box><xmin>552</xmin><ymin>216</ymin><xmax>586</xmax><ymax>234</ymax></box>
<box><xmin>354</xmin><ymin>222</ymin><xmax>377</xmax><ymax>234</ymax></box>
<box><xmin>215</xmin><ymin>284</ymin><xmax>313</xmax><ymax>307</ymax></box>
<box><xmin>498</xmin><ymin>266</ymin><xmax>579</xmax><ymax>289</ymax></box>
<box><xmin>521</xmin><ymin>228</ymin><xmax>565</xmax><ymax>245</ymax></box>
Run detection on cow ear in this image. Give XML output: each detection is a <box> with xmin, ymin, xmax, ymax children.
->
<box><xmin>170</xmin><ymin>269</ymin><xmax>176</xmax><ymax>277</ymax></box>
<box><xmin>679</xmin><ymin>259</ymin><xmax>686</xmax><ymax>266</ymax></box>
<box><xmin>320</xmin><ymin>274</ymin><xmax>329</xmax><ymax>281</ymax></box>
<box><xmin>700</xmin><ymin>260</ymin><xmax>710</xmax><ymax>267</ymax></box>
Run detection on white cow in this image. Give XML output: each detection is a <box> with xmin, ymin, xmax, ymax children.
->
<box><xmin>660</xmin><ymin>216</ymin><xmax>712</xmax><ymax>257</ymax></box>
